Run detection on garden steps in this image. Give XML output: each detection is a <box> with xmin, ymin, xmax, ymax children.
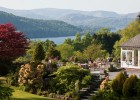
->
<box><xmin>0</xmin><ymin>77</ymin><xmax>8</xmax><ymax>85</ymax></box>
<box><xmin>80</xmin><ymin>73</ymin><xmax>101</xmax><ymax>100</ymax></box>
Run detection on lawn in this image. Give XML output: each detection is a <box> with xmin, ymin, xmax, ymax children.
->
<box><xmin>10</xmin><ymin>86</ymin><xmax>54</xmax><ymax>100</ymax></box>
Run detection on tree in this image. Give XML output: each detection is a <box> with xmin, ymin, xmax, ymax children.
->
<box><xmin>83</xmin><ymin>44</ymin><xmax>107</xmax><ymax>60</ymax></box>
<box><xmin>46</xmin><ymin>46</ymin><xmax>60</xmax><ymax>60</ymax></box>
<box><xmin>82</xmin><ymin>32</ymin><xmax>92</xmax><ymax>49</ymax></box>
<box><xmin>32</xmin><ymin>43</ymin><xmax>45</xmax><ymax>62</ymax></box>
<box><xmin>56</xmin><ymin>44</ymin><xmax>74</xmax><ymax>60</ymax></box>
<box><xmin>0</xmin><ymin>23</ymin><xmax>28</xmax><ymax>61</ymax></box>
<box><xmin>73</xmin><ymin>51</ymin><xmax>84</xmax><ymax>62</ymax></box>
<box><xmin>123</xmin><ymin>75</ymin><xmax>138</xmax><ymax>97</ymax></box>
<box><xmin>72</xmin><ymin>33</ymin><xmax>83</xmax><ymax>51</ymax></box>
<box><xmin>114</xmin><ymin>17</ymin><xmax>140</xmax><ymax>58</ymax></box>
<box><xmin>74</xmin><ymin>33</ymin><xmax>81</xmax><ymax>42</ymax></box>
<box><xmin>111</xmin><ymin>72</ymin><xmax>127</xmax><ymax>96</ymax></box>
<box><xmin>64</xmin><ymin>38</ymin><xmax>73</xmax><ymax>45</ymax></box>
<box><xmin>43</xmin><ymin>39</ymin><xmax>56</xmax><ymax>52</ymax></box>
<box><xmin>92</xmin><ymin>28</ymin><xmax>120</xmax><ymax>54</ymax></box>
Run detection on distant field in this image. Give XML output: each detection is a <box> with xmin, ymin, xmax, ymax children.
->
<box><xmin>10</xmin><ymin>86</ymin><xmax>54</xmax><ymax>100</ymax></box>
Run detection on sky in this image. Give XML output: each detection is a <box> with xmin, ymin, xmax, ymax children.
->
<box><xmin>0</xmin><ymin>0</ymin><xmax>139</xmax><ymax>14</ymax></box>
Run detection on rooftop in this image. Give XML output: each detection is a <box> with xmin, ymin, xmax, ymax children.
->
<box><xmin>120</xmin><ymin>34</ymin><xmax>140</xmax><ymax>48</ymax></box>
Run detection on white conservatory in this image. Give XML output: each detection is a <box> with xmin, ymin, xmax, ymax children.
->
<box><xmin>120</xmin><ymin>34</ymin><xmax>140</xmax><ymax>69</ymax></box>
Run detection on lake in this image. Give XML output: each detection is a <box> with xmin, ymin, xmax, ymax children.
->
<box><xmin>31</xmin><ymin>36</ymin><xmax>76</xmax><ymax>44</ymax></box>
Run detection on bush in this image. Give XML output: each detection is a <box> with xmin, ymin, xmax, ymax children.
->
<box><xmin>100</xmin><ymin>76</ymin><xmax>110</xmax><ymax>91</ymax></box>
<box><xmin>111</xmin><ymin>72</ymin><xmax>126</xmax><ymax>96</ymax></box>
<box><xmin>0</xmin><ymin>86</ymin><xmax>14</xmax><ymax>100</ymax></box>
<box><xmin>0</xmin><ymin>62</ymin><xmax>10</xmax><ymax>76</ymax></box>
<box><xmin>50</xmin><ymin>63</ymin><xmax>90</xmax><ymax>94</ymax></box>
<box><xmin>108</xmin><ymin>64</ymin><xmax>118</xmax><ymax>72</ymax></box>
<box><xmin>49</xmin><ymin>93</ymin><xmax>55</xmax><ymax>98</ymax></box>
<box><xmin>90</xmin><ymin>90</ymin><xmax>120</xmax><ymax>100</ymax></box>
<box><xmin>81</xmin><ymin>75</ymin><xmax>91</xmax><ymax>87</ymax></box>
<box><xmin>65</xmin><ymin>91</ymin><xmax>74</xmax><ymax>98</ymax></box>
<box><xmin>123</xmin><ymin>74</ymin><xmax>138</xmax><ymax>97</ymax></box>
<box><xmin>136</xmin><ymin>79</ymin><xmax>140</xmax><ymax>98</ymax></box>
<box><xmin>18</xmin><ymin>63</ymin><xmax>45</xmax><ymax>93</ymax></box>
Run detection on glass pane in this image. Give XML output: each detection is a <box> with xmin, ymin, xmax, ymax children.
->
<box><xmin>122</xmin><ymin>52</ymin><xmax>126</xmax><ymax>61</ymax></box>
<box><xmin>134</xmin><ymin>50</ymin><xmax>138</xmax><ymax>66</ymax></box>
<box><xmin>127</xmin><ymin>51</ymin><xmax>132</xmax><ymax>62</ymax></box>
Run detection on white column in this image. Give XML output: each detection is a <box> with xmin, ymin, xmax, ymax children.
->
<box><xmin>132</xmin><ymin>50</ymin><xmax>134</xmax><ymax>66</ymax></box>
<box><xmin>138</xmin><ymin>50</ymin><xmax>140</xmax><ymax>67</ymax></box>
<box><xmin>121</xmin><ymin>48</ymin><xmax>123</xmax><ymax>67</ymax></box>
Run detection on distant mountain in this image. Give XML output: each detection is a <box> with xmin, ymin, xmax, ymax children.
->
<box><xmin>0</xmin><ymin>7</ymin><xmax>139</xmax><ymax>33</ymax></box>
<box><xmin>0</xmin><ymin>7</ymin><xmax>120</xmax><ymax>19</ymax></box>
<box><xmin>0</xmin><ymin>11</ymin><xmax>82</xmax><ymax>38</ymax></box>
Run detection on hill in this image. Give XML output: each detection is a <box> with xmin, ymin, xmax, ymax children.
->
<box><xmin>0</xmin><ymin>7</ymin><xmax>138</xmax><ymax>32</ymax></box>
<box><xmin>0</xmin><ymin>11</ymin><xmax>82</xmax><ymax>38</ymax></box>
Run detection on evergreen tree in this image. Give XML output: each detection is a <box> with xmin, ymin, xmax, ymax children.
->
<box><xmin>123</xmin><ymin>75</ymin><xmax>138</xmax><ymax>97</ymax></box>
<box><xmin>32</xmin><ymin>43</ymin><xmax>45</xmax><ymax>62</ymax></box>
<box><xmin>111</xmin><ymin>72</ymin><xmax>127</xmax><ymax>96</ymax></box>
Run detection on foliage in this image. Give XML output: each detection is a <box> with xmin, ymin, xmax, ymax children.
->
<box><xmin>81</xmin><ymin>75</ymin><xmax>91</xmax><ymax>87</ymax></box>
<box><xmin>92</xmin><ymin>28</ymin><xmax>120</xmax><ymax>54</ymax></box>
<box><xmin>15</xmin><ymin>40</ymin><xmax>57</xmax><ymax>63</ymax></box>
<box><xmin>0</xmin><ymin>11</ymin><xmax>82</xmax><ymax>38</ymax></box>
<box><xmin>0</xmin><ymin>61</ymin><xmax>11</xmax><ymax>76</ymax></box>
<box><xmin>82</xmin><ymin>32</ymin><xmax>92</xmax><ymax>48</ymax></box>
<box><xmin>50</xmin><ymin>63</ymin><xmax>90</xmax><ymax>94</ymax></box>
<box><xmin>64</xmin><ymin>38</ymin><xmax>73</xmax><ymax>45</ymax></box>
<box><xmin>72</xmin><ymin>33</ymin><xmax>83</xmax><ymax>51</ymax></box>
<box><xmin>32</xmin><ymin>43</ymin><xmax>45</xmax><ymax>62</ymax></box>
<box><xmin>18</xmin><ymin>64</ymin><xmax>45</xmax><ymax>93</ymax></box>
<box><xmin>111</xmin><ymin>72</ymin><xmax>126</xmax><ymax>96</ymax></box>
<box><xmin>113</xmin><ymin>18</ymin><xmax>140</xmax><ymax>58</ymax></box>
<box><xmin>83</xmin><ymin>44</ymin><xmax>108</xmax><ymax>60</ymax></box>
<box><xmin>73</xmin><ymin>51</ymin><xmax>84</xmax><ymax>62</ymax></box>
<box><xmin>122</xmin><ymin>74</ymin><xmax>138</xmax><ymax>97</ymax></box>
<box><xmin>100</xmin><ymin>76</ymin><xmax>110</xmax><ymax>91</ymax></box>
<box><xmin>90</xmin><ymin>90</ymin><xmax>120</xmax><ymax>100</ymax></box>
<box><xmin>46</xmin><ymin>47</ymin><xmax>60</xmax><ymax>60</ymax></box>
<box><xmin>0</xmin><ymin>23</ymin><xmax>28</xmax><ymax>61</ymax></box>
<box><xmin>56</xmin><ymin>43</ymin><xmax>74</xmax><ymax>60</ymax></box>
<box><xmin>108</xmin><ymin>64</ymin><xmax>118</xmax><ymax>72</ymax></box>
<box><xmin>0</xmin><ymin>86</ymin><xmax>14</xmax><ymax>100</ymax></box>
<box><xmin>136</xmin><ymin>79</ymin><xmax>140</xmax><ymax>98</ymax></box>
<box><xmin>42</xmin><ymin>39</ymin><xmax>56</xmax><ymax>52</ymax></box>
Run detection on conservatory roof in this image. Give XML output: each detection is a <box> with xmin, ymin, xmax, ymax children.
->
<box><xmin>120</xmin><ymin>34</ymin><xmax>140</xmax><ymax>48</ymax></box>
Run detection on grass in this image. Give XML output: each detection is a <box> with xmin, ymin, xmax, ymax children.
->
<box><xmin>10</xmin><ymin>86</ymin><xmax>54</xmax><ymax>100</ymax></box>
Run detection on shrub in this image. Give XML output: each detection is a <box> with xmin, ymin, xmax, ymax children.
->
<box><xmin>100</xmin><ymin>76</ymin><xmax>110</xmax><ymax>91</ymax></box>
<box><xmin>49</xmin><ymin>93</ymin><xmax>55</xmax><ymax>98</ymax></box>
<box><xmin>18</xmin><ymin>63</ymin><xmax>45</xmax><ymax>93</ymax></box>
<box><xmin>136</xmin><ymin>79</ymin><xmax>140</xmax><ymax>98</ymax></box>
<box><xmin>0</xmin><ymin>62</ymin><xmax>11</xmax><ymax>76</ymax></box>
<box><xmin>90</xmin><ymin>90</ymin><xmax>120</xmax><ymax>100</ymax></box>
<box><xmin>108</xmin><ymin>64</ymin><xmax>117</xmax><ymax>72</ymax></box>
<box><xmin>123</xmin><ymin>74</ymin><xmax>138</xmax><ymax>97</ymax></box>
<box><xmin>0</xmin><ymin>86</ymin><xmax>14</xmax><ymax>100</ymax></box>
<box><xmin>111</xmin><ymin>72</ymin><xmax>126</xmax><ymax>96</ymax></box>
<box><xmin>50</xmin><ymin>63</ymin><xmax>90</xmax><ymax>94</ymax></box>
<box><xmin>81</xmin><ymin>75</ymin><xmax>91</xmax><ymax>87</ymax></box>
<box><xmin>65</xmin><ymin>91</ymin><xmax>74</xmax><ymax>97</ymax></box>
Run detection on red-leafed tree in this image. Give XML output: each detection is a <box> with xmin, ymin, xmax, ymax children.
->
<box><xmin>0</xmin><ymin>23</ymin><xmax>28</xmax><ymax>61</ymax></box>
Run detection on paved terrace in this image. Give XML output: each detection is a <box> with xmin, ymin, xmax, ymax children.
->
<box><xmin>90</xmin><ymin>68</ymin><xmax>140</xmax><ymax>80</ymax></box>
